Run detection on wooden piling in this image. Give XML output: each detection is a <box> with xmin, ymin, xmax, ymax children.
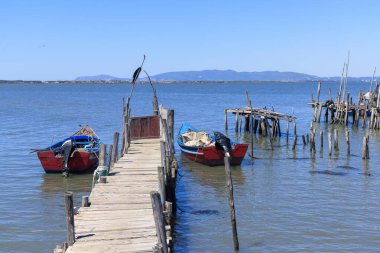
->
<box><xmin>98</xmin><ymin>144</ymin><xmax>106</xmax><ymax>166</ymax></box>
<box><xmin>286</xmin><ymin>120</ymin><xmax>289</xmax><ymax>144</ymax></box>
<box><xmin>150</xmin><ymin>191</ymin><xmax>168</xmax><ymax>253</ymax></box>
<box><xmin>345</xmin><ymin>130</ymin><xmax>350</xmax><ymax>155</ymax></box>
<box><xmin>328</xmin><ymin>132</ymin><xmax>332</xmax><ymax>156</ymax></box>
<box><xmin>362</xmin><ymin>135</ymin><xmax>369</xmax><ymax>160</ymax></box>
<box><xmin>224</xmin><ymin>156</ymin><xmax>239</xmax><ymax>250</ymax></box>
<box><xmin>157</xmin><ymin>166</ymin><xmax>166</xmax><ymax>206</ymax></box>
<box><xmin>111</xmin><ymin>132</ymin><xmax>119</xmax><ymax>167</ymax></box>
<box><xmin>334</xmin><ymin>129</ymin><xmax>339</xmax><ymax>151</ymax></box>
<box><xmin>64</xmin><ymin>191</ymin><xmax>75</xmax><ymax>246</ymax></box>
<box><xmin>81</xmin><ymin>196</ymin><xmax>90</xmax><ymax>207</ymax></box>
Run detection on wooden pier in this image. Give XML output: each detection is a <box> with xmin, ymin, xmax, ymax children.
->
<box><xmin>224</xmin><ymin>92</ymin><xmax>296</xmax><ymax>139</ymax></box>
<box><xmin>55</xmin><ymin>87</ymin><xmax>177</xmax><ymax>252</ymax></box>
<box><xmin>66</xmin><ymin>138</ymin><xmax>163</xmax><ymax>253</ymax></box>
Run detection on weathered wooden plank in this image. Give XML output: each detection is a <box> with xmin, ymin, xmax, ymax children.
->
<box><xmin>65</xmin><ymin>138</ymin><xmax>164</xmax><ymax>253</ymax></box>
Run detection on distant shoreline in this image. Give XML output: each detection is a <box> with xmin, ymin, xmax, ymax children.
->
<box><xmin>0</xmin><ymin>80</ymin><xmax>339</xmax><ymax>85</ymax></box>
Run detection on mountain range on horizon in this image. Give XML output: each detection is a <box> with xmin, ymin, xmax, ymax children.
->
<box><xmin>75</xmin><ymin>70</ymin><xmax>377</xmax><ymax>82</ymax></box>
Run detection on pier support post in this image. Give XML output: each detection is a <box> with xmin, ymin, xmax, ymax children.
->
<box><xmin>224</xmin><ymin>156</ymin><xmax>239</xmax><ymax>250</ymax></box>
<box><xmin>157</xmin><ymin>166</ymin><xmax>166</xmax><ymax>206</ymax></box>
<box><xmin>345</xmin><ymin>130</ymin><xmax>350</xmax><ymax>155</ymax></box>
<box><xmin>99</xmin><ymin>144</ymin><xmax>107</xmax><ymax>167</ymax></box>
<box><xmin>82</xmin><ymin>196</ymin><xmax>90</xmax><ymax>207</ymax></box>
<box><xmin>328</xmin><ymin>132</ymin><xmax>332</xmax><ymax>157</ymax></box>
<box><xmin>362</xmin><ymin>135</ymin><xmax>369</xmax><ymax>160</ymax></box>
<box><xmin>111</xmin><ymin>132</ymin><xmax>119</xmax><ymax>167</ymax></box>
<box><xmin>64</xmin><ymin>191</ymin><xmax>75</xmax><ymax>246</ymax></box>
<box><xmin>334</xmin><ymin>129</ymin><xmax>339</xmax><ymax>151</ymax></box>
<box><xmin>150</xmin><ymin>191</ymin><xmax>168</xmax><ymax>253</ymax></box>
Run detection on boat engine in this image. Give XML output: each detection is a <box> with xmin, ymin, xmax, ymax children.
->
<box><xmin>213</xmin><ymin>131</ymin><xmax>232</xmax><ymax>156</ymax></box>
<box><xmin>61</xmin><ymin>139</ymin><xmax>74</xmax><ymax>176</ymax></box>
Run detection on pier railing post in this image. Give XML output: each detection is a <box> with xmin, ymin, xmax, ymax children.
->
<box><xmin>150</xmin><ymin>191</ymin><xmax>168</xmax><ymax>253</ymax></box>
<box><xmin>64</xmin><ymin>191</ymin><xmax>75</xmax><ymax>246</ymax></box>
<box><xmin>111</xmin><ymin>131</ymin><xmax>119</xmax><ymax>167</ymax></box>
<box><xmin>224</xmin><ymin>156</ymin><xmax>239</xmax><ymax>250</ymax></box>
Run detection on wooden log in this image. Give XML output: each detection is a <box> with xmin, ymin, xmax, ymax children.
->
<box><xmin>150</xmin><ymin>191</ymin><xmax>168</xmax><ymax>253</ymax></box>
<box><xmin>164</xmin><ymin>201</ymin><xmax>173</xmax><ymax>225</ymax></box>
<box><xmin>157</xmin><ymin>166</ymin><xmax>166</xmax><ymax>206</ymax></box>
<box><xmin>328</xmin><ymin>132</ymin><xmax>332</xmax><ymax>156</ymax></box>
<box><xmin>82</xmin><ymin>196</ymin><xmax>90</xmax><ymax>207</ymax></box>
<box><xmin>111</xmin><ymin>132</ymin><xmax>119</xmax><ymax>167</ymax></box>
<box><xmin>334</xmin><ymin>129</ymin><xmax>339</xmax><ymax>151</ymax></box>
<box><xmin>344</xmin><ymin>93</ymin><xmax>349</xmax><ymax>125</ymax></box>
<box><xmin>317</xmin><ymin>104</ymin><xmax>322</xmax><ymax>123</ymax></box>
<box><xmin>345</xmin><ymin>130</ymin><xmax>350</xmax><ymax>155</ymax></box>
<box><xmin>107</xmin><ymin>144</ymin><xmax>113</xmax><ymax>171</ymax></box>
<box><xmin>316</xmin><ymin>81</ymin><xmax>321</xmax><ymax>103</ymax></box>
<box><xmin>224</xmin><ymin>156</ymin><xmax>239</xmax><ymax>250</ymax></box>
<box><xmin>166</xmin><ymin>109</ymin><xmax>175</xmax><ymax>154</ymax></box>
<box><xmin>64</xmin><ymin>191</ymin><xmax>75</xmax><ymax>246</ymax></box>
<box><xmin>362</xmin><ymin>135</ymin><xmax>369</xmax><ymax>160</ymax></box>
<box><xmin>99</xmin><ymin>144</ymin><xmax>107</xmax><ymax>167</ymax></box>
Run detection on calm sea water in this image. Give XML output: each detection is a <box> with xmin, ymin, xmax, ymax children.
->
<box><xmin>0</xmin><ymin>82</ymin><xmax>379</xmax><ymax>253</ymax></box>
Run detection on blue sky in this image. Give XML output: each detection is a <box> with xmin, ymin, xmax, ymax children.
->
<box><xmin>1</xmin><ymin>0</ymin><xmax>380</xmax><ymax>80</ymax></box>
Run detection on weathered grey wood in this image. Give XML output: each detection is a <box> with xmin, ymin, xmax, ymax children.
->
<box><xmin>166</xmin><ymin>109</ymin><xmax>175</xmax><ymax>154</ymax></box>
<box><xmin>99</xmin><ymin>144</ymin><xmax>107</xmax><ymax>167</ymax></box>
<box><xmin>224</xmin><ymin>156</ymin><xmax>239</xmax><ymax>250</ymax></box>
<box><xmin>362</xmin><ymin>135</ymin><xmax>369</xmax><ymax>160</ymax></box>
<box><xmin>328</xmin><ymin>132</ymin><xmax>332</xmax><ymax>156</ymax></box>
<box><xmin>334</xmin><ymin>129</ymin><xmax>339</xmax><ymax>151</ymax></box>
<box><xmin>150</xmin><ymin>191</ymin><xmax>168</xmax><ymax>253</ymax></box>
<box><xmin>111</xmin><ymin>132</ymin><xmax>119</xmax><ymax>166</ymax></box>
<box><xmin>157</xmin><ymin>166</ymin><xmax>166</xmax><ymax>205</ymax></box>
<box><xmin>345</xmin><ymin>130</ymin><xmax>350</xmax><ymax>155</ymax></box>
<box><xmin>64</xmin><ymin>191</ymin><xmax>75</xmax><ymax>246</ymax></box>
<box><xmin>82</xmin><ymin>196</ymin><xmax>90</xmax><ymax>207</ymax></box>
<box><xmin>107</xmin><ymin>144</ymin><xmax>113</xmax><ymax>171</ymax></box>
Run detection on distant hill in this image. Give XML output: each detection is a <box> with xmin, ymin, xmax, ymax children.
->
<box><xmin>75</xmin><ymin>74</ymin><xmax>130</xmax><ymax>82</ymax></box>
<box><xmin>74</xmin><ymin>70</ymin><xmax>378</xmax><ymax>83</ymax></box>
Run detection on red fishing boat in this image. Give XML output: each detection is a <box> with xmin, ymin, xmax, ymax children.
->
<box><xmin>177</xmin><ymin>124</ymin><xmax>248</xmax><ymax>166</ymax></box>
<box><xmin>35</xmin><ymin>126</ymin><xmax>100</xmax><ymax>173</ymax></box>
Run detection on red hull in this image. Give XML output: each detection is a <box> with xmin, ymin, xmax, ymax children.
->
<box><xmin>180</xmin><ymin>144</ymin><xmax>248</xmax><ymax>166</ymax></box>
<box><xmin>37</xmin><ymin>150</ymin><xmax>98</xmax><ymax>173</ymax></box>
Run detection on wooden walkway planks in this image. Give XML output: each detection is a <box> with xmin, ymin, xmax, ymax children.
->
<box><xmin>66</xmin><ymin>138</ymin><xmax>161</xmax><ymax>253</ymax></box>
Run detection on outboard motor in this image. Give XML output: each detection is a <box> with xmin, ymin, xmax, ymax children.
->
<box><xmin>61</xmin><ymin>139</ymin><xmax>74</xmax><ymax>177</ymax></box>
<box><xmin>213</xmin><ymin>131</ymin><xmax>232</xmax><ymax>157</ymax></box>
